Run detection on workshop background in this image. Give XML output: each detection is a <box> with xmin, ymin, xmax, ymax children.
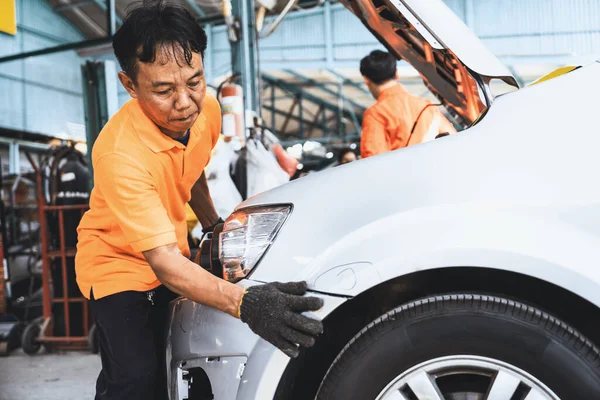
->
<box><xmin>0</xmin><ymin>0</ymin><xmax>599</xmax><ymax>399</ymax></box>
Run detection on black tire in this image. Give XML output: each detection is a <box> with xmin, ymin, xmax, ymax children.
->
<box><xmin>88</xmin><ymin>324</ymin><xmax>99</xmax><ymax>354</ymax></box>
<box><xmin>21</xmin><ymin>323</ymin><xmax>41</xmax><ymax>355</ymax></box>
<box><xmin>316</xmin><ymin>294</ymin><xmax>600</xmax><ymax>399</ymax></box>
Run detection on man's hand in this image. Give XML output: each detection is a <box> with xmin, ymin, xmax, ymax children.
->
<box><xmin>240</xmin><ymin>281</ymin><xmax>324</xmax><ymax>358</ymax></box>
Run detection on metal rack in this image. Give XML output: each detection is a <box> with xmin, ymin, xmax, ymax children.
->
<box><xmin>20</xmin><ymin>153</ymin><xmax>92</xmax><ymax>354</ymax></box>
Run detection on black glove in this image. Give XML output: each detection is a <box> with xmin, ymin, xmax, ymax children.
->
<box><xmin>202</xmin><ymin>217</ymin><xmax>225</xmax><ymax>234</ymax></box>
<box><xmin>240</xmin><ymin>281</ymin><xmax>324</xmax><ymax>358</ymax></box>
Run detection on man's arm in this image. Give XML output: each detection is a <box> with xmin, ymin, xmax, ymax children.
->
<box><xmin>96</xmin><ymin>153</ymin><xmax>323</xmax><ymax>358</ymax></box>
<box><xmin>361</xmin><ymin>109</ymin><xmax>390</xmax><ymax>158</ymax></box>
<box><xmin>188</xmin><ymin>171</ymin><xmax>220</xmax><ymax>229</ymax></box>
<box><xmin>143</xmin><ymin>243</ymin><xmax>324</xmax><ymax>358</ymax></box>
<box><xmin>143</xmin><ymin>243</ymin><xmax>243</xmax><ymax>317</ymax></box>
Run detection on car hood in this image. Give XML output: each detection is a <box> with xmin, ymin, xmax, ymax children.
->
<box><xmin>338</xmin><ymin>0</ymin><xmax>519</xmax><ymax>125</ymax></box>
<box><xmin>243</xmin><ymin>63</ymin><xmax>598</xmax><ymax>211</ymax></box>
<box><xmin>239</xmin><ymin>63</ymin><xmax>600</xmax><ymax>282</ymax></box>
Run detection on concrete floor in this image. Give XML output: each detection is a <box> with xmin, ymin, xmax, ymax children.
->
<box><xmin>0</xmin><ymin>348</ymin><xmax>101</xmax><ymax>400</ymax></box>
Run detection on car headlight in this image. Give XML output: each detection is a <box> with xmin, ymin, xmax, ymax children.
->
<box><xmin>219</xmin><ymin>205</ymin><xmax>291</xmax><ymax>282</ymax></box>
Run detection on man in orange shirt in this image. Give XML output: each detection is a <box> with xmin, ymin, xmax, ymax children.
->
<box><xmin>75</xmin><ymin>2</ymin><xmax>322</xmax><ymax>399</ymax></box>
<box><xmin>359</xmin><ymin>50</ymin><xmax>456</xmax><ymax>158</ymax></box>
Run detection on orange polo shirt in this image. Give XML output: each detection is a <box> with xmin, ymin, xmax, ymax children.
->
<box><xmin>75</xmin><ymin>95</ymin><xmax>221</xmax><ymax>299</ymax></box>
<box><xmin>360</xmin><ymin>84</ymin><xmax>441</xmax><ymax>158</ymax></box>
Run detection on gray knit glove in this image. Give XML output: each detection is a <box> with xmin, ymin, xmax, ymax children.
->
<box><xmin>240</xmin><ymin>281</ymin><xmax>324</xmax><ymax>358</ymax></box>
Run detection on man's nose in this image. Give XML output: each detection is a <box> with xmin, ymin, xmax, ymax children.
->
<box><xmin>174</xmin><ymin>89</ymin><xmax>192</xmax><ymax>111</ymax></box>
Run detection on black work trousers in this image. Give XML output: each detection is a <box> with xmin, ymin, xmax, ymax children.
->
<box><xmin>90</xmin><ymin>285</ymin><xmax>178</xmax><ymax>400</ymax></box>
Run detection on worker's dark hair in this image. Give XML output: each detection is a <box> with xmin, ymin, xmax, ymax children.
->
<box><xmin>112</xmin><ymin>0</ymin><xmax>207</xmax><ymax>81</ymax></box>
<box><xmin>338</xmin><ymin>148</ymin><xmax>356</xmax><ymax>164</ymax></box>
<box><xmin>360</xmin><ymin>50</ymin><xmax>397</xmax><ymax>84</ymax></box>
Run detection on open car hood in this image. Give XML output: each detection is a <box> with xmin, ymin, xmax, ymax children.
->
<box><xmin>339</xmin><ymin>0</ymin><xmax>519</xmax><ymax>125</ymax></box>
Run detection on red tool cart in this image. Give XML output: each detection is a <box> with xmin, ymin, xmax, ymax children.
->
<box><xmin>21</xmin><ymin>150</ymin><xmax>97</xmax><ymax>355</ymax></box>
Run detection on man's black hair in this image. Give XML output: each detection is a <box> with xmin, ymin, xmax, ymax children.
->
<box><xmin>112</xmin><ymin>0</ymin><xmax>207</xmax><ymax>80</ymax></box>
<box><xmin>360</xmin><ymin>50</ymin><xmax>397</xmax><ymax>84</ymax></box>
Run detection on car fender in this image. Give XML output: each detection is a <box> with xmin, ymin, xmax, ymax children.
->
<box><xmin>294</xmin><ymin>203</ymin><xmax>600</xmax><ymax>310</ymax></box>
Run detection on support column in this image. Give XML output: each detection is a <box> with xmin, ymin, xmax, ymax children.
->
<box><xmin>81</xmin><ymin>60</ymin><xmax>119</xmax><ymax>187</ymax></box>
<box><xmin>205</xmin><ymin>24</ymin><xmax>213</xmax><ymax>84</ymax></box>
<box><xmin>231</xmin><ymin>0</ymin><xmax>260</xmax><ymax>115</ymax></box>
<box><xmin>270</xmin><ymin>83</ymin><xmax>276</xmax><ymax>133</ymax></box>
<box><xmin>298</xmin><ymin>94</ymin><xmax>303</xmax><ymax>136</ymax></box>
<box><xmin>464</xmin><ymin>0</ymin><xmax>475</xmax><ymax>29</ymax></box>
<box><xmin>324</xmin><ymin>0</ymin><xmax>334</xmax><ymax>69</ymax></box>
<box><xmin>106</xmin><ymin>0</ymin><xmax>116</xmax><ymax>36</ymax></box>
<box><xmin>337</xmin><ymin>82</ymin><xmax>344</xmax><ymax>139</ymax></box>
<box><xmin>9</xmin><ymin>143</ymin><xmax>19</xmax><ymax>175</ymax></box>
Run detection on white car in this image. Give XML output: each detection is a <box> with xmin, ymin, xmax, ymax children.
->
<box><xmin>167</xmin><ymin>1</ymin><xmax>600</xmax><ymax>399</ymax></box>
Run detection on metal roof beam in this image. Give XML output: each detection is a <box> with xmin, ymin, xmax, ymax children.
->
<box><xmin>327</xmin><ymin>69</ymin><xmax>371</xmax><ymax>96</ymax></box>
<box><xmin>55</xmin><ymin>0</ymin><xmax>96</xmax><ymax>13</ymax></box>
<box><xmin>284</xmin><ymin>69</ymin><xmax>366</xmax><ymax>112</ymax></box>
<box><xmin>0</xmin><ymin>37</ymin><xmax>113</xmax><ymax>64</ymax></box>
<box><xmin>94</xmin><ymin>0</ymin><xmax>122</xmax><ymax>27</ymax></box>
<box><xmin>263</xmin><ymin>105</ymin><xmax>332</xmax><ymax>134</ymax></box>
<box><xmin>262</xmin><ymin>73</ymin><xmax>360</xmax><ymax>122</ymax></box>
<box><xmin>185</xmin><ymin>0</ymin><xmax>207</xmax><ymax>18</ymax></box>
<box><xmin>1</xmin><ymin>0</ymin><xmax>120</xmax><ymax>63</ymax></box>
<box><xmin>53</xmin><ymin>0</ymin><xmax>106</xmax><ymax>37</ymax></box>
<box><xmin>56</xmin><ymin>0</ymin><xmax>123</xmax><ymax>29</ymax></box>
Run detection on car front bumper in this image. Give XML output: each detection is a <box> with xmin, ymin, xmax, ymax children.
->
<box><xmin>166</xmin><ymin>280</ymin><xmax>346</xmax><ymax>400</ymax></box>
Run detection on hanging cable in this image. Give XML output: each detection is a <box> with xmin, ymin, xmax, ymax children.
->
<box><xmin>406</xmin><ymin>103</ymin><xmax>442</xmax><ymax>146</ymax></box>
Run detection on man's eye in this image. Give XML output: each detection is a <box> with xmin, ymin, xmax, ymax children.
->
<box><xmin>156</xmin><ymin>89</ymin><xmax>171</xmax><ymax>95</ymax></box>
<box><xmin>188</xmin><ymin>81</ymin><xmax>200</xmax><ymax>88</ymax></box>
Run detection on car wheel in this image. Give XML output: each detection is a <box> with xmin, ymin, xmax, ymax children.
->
<box><xmin>316</xmin><ymin>294</ymin><xmax>600</xmax><ymax>400</ymax></box>
<box><xmin>21</xmin><ymin>323</ymin><xmax>42</xmax><ymax>356</ymax></box>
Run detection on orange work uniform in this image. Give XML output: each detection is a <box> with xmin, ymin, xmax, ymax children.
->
<box><xmin>360</xmin><ymin>84</ymin><xmax>442</xmax><ymax>158</ymax></box>
<box><xmin>75</xmin><ymin>95</ymin><xmax>221</xmax><ymax>300</ymax></box>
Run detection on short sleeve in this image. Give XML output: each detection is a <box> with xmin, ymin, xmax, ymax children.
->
<box><xmin>94</xmin><ymin>153</ymin><xmax>177</xmax><ymax>252</ymax></box>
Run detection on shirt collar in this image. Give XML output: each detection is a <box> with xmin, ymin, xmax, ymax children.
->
<box><xmin>186</xmin><ymin>112</ymin><xmax>206</xmax><ymax>153</ymax></box>
<box><xmin>128</xmin><ymin>99</ymin><xmax>205</xmax><ymax>153</ymax></box>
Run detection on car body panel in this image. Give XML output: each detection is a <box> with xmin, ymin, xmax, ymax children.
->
<box><xmin>167</xmin><ymin>1</ymin><xmax>600</xmax><ymax>395</ymax></box>
<box><xmin>166</xmin><ymin>281</ymin><xmax>345</xmax><ymax>400</ymax></box>
<box><xmin>244</xmin><ymin>63</ymin><xmax>600</xmax><ymax>308</ymax></box>
<box><xmin>395</xmin><ymin>0</ymin><xmax>518</xmax><ymax>81</ymax></box>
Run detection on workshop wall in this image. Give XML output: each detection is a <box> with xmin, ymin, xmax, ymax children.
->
<box><xmin>467</xmin><ymin>0</ymin><xmax>600</xmax><ymax>65</ymax></box>
<box><xmin>0</xmin><ymin>0</ymin><xmax>85</xmax><ymax>139</ymax></box>
<box><xmin>1</xmin><ymin>0</ymin><xmax>600</xmax><ymax>137</ymax></box>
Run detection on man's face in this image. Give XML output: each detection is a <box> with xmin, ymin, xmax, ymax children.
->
<box><xmin>119</xmin><ymin>45</ymin><xmax>206</xmax><ymax>138</ymax></box>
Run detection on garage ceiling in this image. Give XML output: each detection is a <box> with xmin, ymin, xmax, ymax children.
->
<box><xmin>46</xmin><ymin>0</ymin><xmax>223</xmax><ymax>39</ymax></box>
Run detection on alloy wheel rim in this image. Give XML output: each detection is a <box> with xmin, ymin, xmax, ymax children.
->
<box><xmin>376</xmin><ymin>355</ymin><xmax>559</xmax><ymax>400</ymax></box>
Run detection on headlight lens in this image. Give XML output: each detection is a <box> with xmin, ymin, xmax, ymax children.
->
<box><xmin>220</xmin><ymin>205</ymin><xmax>291</xmax><ymax>282</ymax></box>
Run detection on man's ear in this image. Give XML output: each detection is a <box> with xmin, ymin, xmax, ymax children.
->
<box><xmin>118</xmin><ymin>71</ymin><xmax>138</xmax><ymax>99</ymax></box>
<box><xmin>362</xmin><ymin>76</ymin><xmax>371</xmax><ymax>86</ymax></box>
<box><xmin>395</xmin><ymin>70</ymin><xmax>400</xmax><ymax>80</ymax></box>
